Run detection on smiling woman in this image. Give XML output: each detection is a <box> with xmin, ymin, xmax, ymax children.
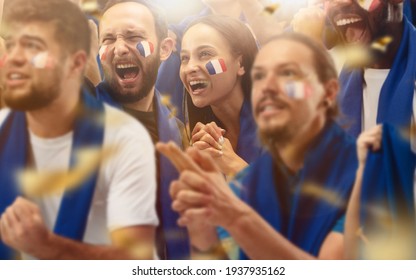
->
<box><xmin>180</xmin><ymin>15</ymin><xmax>262</xmax><ymax>176</ymax></box>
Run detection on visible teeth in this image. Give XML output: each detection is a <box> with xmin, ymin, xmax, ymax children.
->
<box><xmin>189</xmin><ymin>80</ymin><xmax>208</xmax><ymax>86</ymax></box>
<box><xmin>116</xmin><ymin>64</ymin><xmax>136</xmax><ymax>69</ymax></box>
<box><xmin>10</xmin><ymin>73</ymin><xmax>23</xmax><ymax>80</ymax></box>
<box><xmin>263</xmin><ymin>105</ymin><xmax>276</xmax><ymax>112</ymax></box>
<box><xmin>336</xmin><ymin>18</ymin><xmax>361</xmax><ymax>26</ymax></box>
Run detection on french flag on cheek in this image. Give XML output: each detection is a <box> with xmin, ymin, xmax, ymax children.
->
<box><xmin>0</xmin><ymin>54</ymin><xmax>7</xmax><ymax>68</ymax></box>
<box><xmin>31</xmin><ymin>52</ymin><xmax>54</xmax><ymax>69</ymax></box>
<box><xmin>358</xmin><ymin>0</ymin><xmax>381</xmax><ymax>12</ymax></box>
<box><xmin>136</xmin><ymin>41</ymin><xmax>154</xmax><ymax>58</ymax></box>
<box><xmin>99</xmin><ymin>45</ymin><xmax>108</xmax><ymax>61</ymax></box>
<box><xmin>285</xmin><ymin>81</ymin><xmax>313</xmax><ymax>100</ymax></box>
<box><xmin>205</xmin><ymin>59</ymin><xmax>227</xmax><ymax>75</ymax></box>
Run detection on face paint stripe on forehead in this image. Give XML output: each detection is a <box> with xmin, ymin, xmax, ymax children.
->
<box><xmin>31</xmin><ymin>52</ymin><xmax>54</xmax><ymax>69</ymax></box>
<box><xmin>136</xmin><ymin>41</ymin><xmax>154</xmax><ymax>58</ymax></box>
<box><xmin>205</xmin><ymin>59</ymin><xmax>227</xmax><ymax>75</ymax></box>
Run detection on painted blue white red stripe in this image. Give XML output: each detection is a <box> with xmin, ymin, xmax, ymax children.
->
<box><xmin>136</xmin><ymin>41</ymin><xmax>154</xmax><ymax>58</ymax></box>
<box><xmin>99</xmin><ymin>45</ymin><xmax>108</xmax><ymax>61</ymax></box>
<box><xmin>31</xmin><ymin>52</ymin><xmax>53</xmax><ymax>69</ymax></box>
<box><xmin>358</xmin><ymin>0</ymin><xmax>381</xmax><ymax>11</ymax></box>
<box><xmin>205</xmin><ymin>59</ymin><xmax>227</xmax><ymax>75</ymax></box>
<box><xmin>285</xmin><ymin>81</ymin><xmax>313</xmax><ymax>99</ymax></box>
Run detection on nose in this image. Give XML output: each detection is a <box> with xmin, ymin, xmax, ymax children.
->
<box><xmin>182</xmin><ymin>57</ymin><xmax>202</xmax><ymax>75</ymax></box>
<box><xmin>260</xmin><ymin>72</ymin><xmax>280</xmax><ymax>98</ymax></box>
<box><xmin>5</xmin><ymin>44</ymin><xmax>26</xmax><ymax>67</ymax></box>
<box><xmin>113</xmin><ymin>37</ymin><xmax>129</xmax><ymax>57</ymax></box>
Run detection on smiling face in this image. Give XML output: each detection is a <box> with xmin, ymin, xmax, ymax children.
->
<box><xmin>1</xmin><ymin>21</ymin><xmax>67</xmax><ymax>111</ymax></box>
<box><xmin>251</xmin><ymin>39</ymin><xmax>331</xmax><ymax>145</ymax></box>
<box><xmin>325</xmin><ymin>0</ymin><xmax>389</xmax><ymax>45</ymax></box>
<box><xmin>180</xmin><ymin>23</ymin><xmax>245</xmax><ymax>108</ymax></box>
<box><xmin>99</xmin><ymin>2</ymin><xmax>161</xmax><ymax>104</ymax></box>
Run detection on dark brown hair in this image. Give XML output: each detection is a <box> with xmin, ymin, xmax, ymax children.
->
<box><xmin>103</xmin><ymin>0</ymin><xmax>168</xmax><ymax>43</ymax></box>
<box><xmin>183</xmin><ymin>15</ymin><xmax>259</xmax><ymax>131</ymax></box>
<box><xmin>2</xmin><ymin>0</ymin><xmax>91</xmax><ymax>56</ymax></box>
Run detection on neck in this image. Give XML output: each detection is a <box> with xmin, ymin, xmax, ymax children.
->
<box><xmin>123</xmin><ymin>86</ymin><xmax>155</xmax><ymax>112</ymax></box>
<box><xmin>27</xmin><ymin>88</ymin><xmax>80</xmax><ymax>138</ymax></box>
<box><xmin>275</xmin><ymin>115</ymin><xmax>327</xmax><ymax>173</ymax></box>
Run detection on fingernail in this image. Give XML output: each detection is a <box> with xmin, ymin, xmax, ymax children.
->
<box><xmin>218</xmin><ymin>136</ymin><xmax>224</xmax><ymax>145</ymax></box>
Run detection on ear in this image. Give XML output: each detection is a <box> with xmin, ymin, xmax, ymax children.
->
<box><xmin>159</xmin><ymin>37</ymin><xmax>174</xmax><ymax>62</ymax></box>
<box><xmin>237</xmin><ymin>55</ymin><xmax>245</xmax><ymax>76</ymax></box>
<box><xmin>69</xmin><ymin>50</ymin><xmax>88</xmax><ymax>77</ymax></box>
<box><xmin>323</xmin><ymin>78</ymin><xmax>339</xmax><ymax>105</ymax></box>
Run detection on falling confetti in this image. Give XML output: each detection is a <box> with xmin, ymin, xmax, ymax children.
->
<box><xmin>18</xmin><ymin>145</ymin><xmax>119</xmax><ymax>197</ymax></box>
<box><xmin>371</xmin><ymin>36</ymin><xmax>393</xmax><ymax>53</ymax></box>
<box><xmin>263</xmin><ymin>3</ymin><xmax>280</xmax><ymax>14</ymax></box>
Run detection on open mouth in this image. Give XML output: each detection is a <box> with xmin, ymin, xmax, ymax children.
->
<box><xmin>115</xmin><ymin>63</ymin><xmax>140</xmax><ymax>80</ymax></box>
<box><xmin>333</xmin><ymin>14</ymin><xmax>367</xmax><ymax>44</ymax></box>
<box><xmin>189</xmin><ymin>80</ymin><xmax>209</xmax><ymax>92</ymax></box>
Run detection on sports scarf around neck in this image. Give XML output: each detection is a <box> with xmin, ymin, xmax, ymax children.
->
<box><xmin>0</xmin><ymin>91</ymin><xmax>105</xmax><ymax>259</ymax></box>
<box><xmin>95</xmin><ymin>83</ymin><xmax>189</xmax><ymax>259</ymax></box>
<box><xmin>338</xmin><ymin>17</ymin><xmax>416</xmax><ymax>138</ymax></box>
<box><xmin>236</xmin><ymin>121</ymin><xmax>357</xmax><ymax>259</ymax></box>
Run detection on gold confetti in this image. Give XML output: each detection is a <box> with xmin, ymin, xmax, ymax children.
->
<box><xmin>263</xmin><ymin>4</ymin><xmax>280</xmax><ymax>14</ymax></box>
<box><xmin>301</xmin><ymin>183</ymin><xmax>345</xmax><ymax>208</ymax></box>
<box><xmin>18</xmin><ymin>145</ymin><xmax>119</xmax><ymax>197</ymax></box>
<box><xmin>342</xmin><ymin>44</ymin><xmax>373</xmax><ymax>68</ymax></box>
<box><xmin>371</xmin><ymin>36</ymin><xmax>393</xmax><ymax>53</ymax></box>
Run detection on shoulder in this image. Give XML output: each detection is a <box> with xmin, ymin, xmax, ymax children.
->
<box><xmin>103</xmin><ymin>104</ymin><xmax>153</xmax><ymax>147</ymax></box>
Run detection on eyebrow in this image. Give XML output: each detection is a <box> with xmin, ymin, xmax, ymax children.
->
<box><xmin>5</xmin><ymin>35</ymin><xmax>47</xmax><ymax>47</ymax></box>
<box><xmin>252</xmin><ymin>62</ymin><xmax>300</xmax><ymax>70</ymax></box>
<box><xmin>101</xmin><ymin>28</ymin><xmax>147</xmax><ymax>37</ymax></box>
<box><xmin>181</xmin><ymin>44</ymin><xmax>216</xmax><ymax>54</ymax></box>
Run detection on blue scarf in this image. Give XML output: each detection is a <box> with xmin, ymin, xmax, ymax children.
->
<box><xmin>360</xmin><ymin>123</ymin><xmax>416</xmax><ymax>259</ymax></box>
<box><xmin>338</xmin><ymin>17</ymin><xmax>416</xmax><ymax>138</ymax></box>
<box><xmin>236</xmin><ymin>99</ymin><xmax>263</xmax><ymax>163</ymax></box>
<box><xmin>0</xmin><ymin>91</ymin><xmax>104</xmax><ymax>259</ymax></box>
<box><xmin>236</xmin><ymin>122</ymin><xmax>357</xmax><ymax>259</ymax></box>
<box><xmin>95</xmin><ymin>83</ymin><xmax>189</xmax><ymax>259</ymax></box>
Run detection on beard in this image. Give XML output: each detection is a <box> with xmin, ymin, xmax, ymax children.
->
<box><xmin>2</xmin><ymin>71</ymin><xmax>62</xmax><ymax>111</ymax></box>
<box><xmin>104</xmin><ymin>53</ymin><xmax>160</xmax><ymax>104</ymax></box>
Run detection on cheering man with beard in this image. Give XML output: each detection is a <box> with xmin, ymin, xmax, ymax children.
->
<box><xmin>323</xmin><ymin>0</ymin><xmax>416</xmax><ymax>137</ymax></box>
<box><xmin>157</xmin><ymin>33</ymin><xmax>359</xmax><ymax>259</ymax></box>
<box><xmin>0</xmin><ymin>0</ymin><xmax>157</xmax><ymax>260</ymax></box>
<box><xmin>95</xmin><ymin>0</ymin><xmax>188</xmax><ymax>260</ymax></box>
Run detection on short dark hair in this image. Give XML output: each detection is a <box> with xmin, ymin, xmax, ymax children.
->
<box><xmin>103</xmin><ymin>0</ymin><xmax>168</xmax><ymax>43</ymax></box>
<box><xmin>183</xmin><ymin>15</ymin><xmax>259</xmax><ymax>131</ymax></box>
<box><xmin>2</xmin><ymin>0</ymin><xmax>91</xmax><ymax>56</ymax></box>
<box><xmin>266</xmin><ymin>33</ymin><xmax>339</xmax><ymax>120</ymax></box>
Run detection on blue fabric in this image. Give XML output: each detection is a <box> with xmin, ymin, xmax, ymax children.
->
<box><xmin>95</xmin><ymin>82</ymin><xmax>189</xmax><ymax>259</ymax></box>
<box><xmin>236</xmin><ymin>99</ymin><xmax>263</xmax><ymax>163</ymax></box>
<box><xmin>0</xmin><ymin>91</ymin><xmax>104</xmax><ymax>259</ymax></box>
<box><xmin>404</xmin><ymin>0</ymin><xmax>416</xmax><ymax>26</ymax></box>
<box><xmin>235</xmin><ymin>122</ymin><xmax>357</xmax><ymax>259</ymax></box>
<box><xmin>338</xmin><ymin>17</ymin><xmax>416</xmax><ymax>138</ymax></box>
<box><xmin>360</xmin><ymin>123</ymin><xmax>416</xmax><ymax>258</ymax></box>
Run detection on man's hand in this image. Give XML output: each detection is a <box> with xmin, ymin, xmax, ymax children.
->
<box><xmin>0</xmin><ymin>197</ymin><xmax>53</xmax><ymax>257</ymax></box>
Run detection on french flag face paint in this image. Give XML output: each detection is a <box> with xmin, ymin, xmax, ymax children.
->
<box><xmin>31</xmin><ymin>52</ymin><xmax>54</xmax><ymax>69</ymax></box>
<box><xmin>0</xmin><ymin>54</ymin><xmax>7</xmax><ymax>68</ymax></box>
<box><xmin>357</xmin><ymin>0</ymin><xmax>381</xmax><ymax>12</ymax></box>
<box><xmin>205</xmin><ymin>59</ymin><xmax>227</xmax><ymax>75</ymax></box>
<box><xmin>99</xmin><ymin>45</ymin><xmax>108</xmax><ymax>62</ymax></box>
<box><xmin>285</xmin><ymin>81</ymin><xmax>313</xmax><ymax>100</ymax></box>
<box><xmin>136</xmin><ymin>41</ymin><xmax>154</xmax><ymax>58</ymax></box>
